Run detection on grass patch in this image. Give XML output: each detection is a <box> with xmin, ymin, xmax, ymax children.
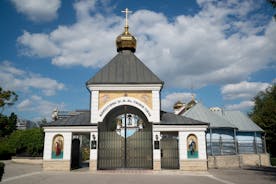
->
<box><xmin>271</xmin><ymin>157</ymin><xmax>276</xmax><ymax>166</ymax></box>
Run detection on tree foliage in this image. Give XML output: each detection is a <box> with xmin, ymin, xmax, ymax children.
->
<box><xmin>0</xmin><ymin>113</ymin><xmax>17</xmax><ymax>138</ymax></box>
<box><xmin>0</xmin><ymin>87</ymin><xmax>18</xmax><ymax>138</ymax></box>
<box><xmin>0</xmin><ymin>128</ymin><xmax>44</xmax><ymax>159</ymax></box>
<box><xmin>9</xmin><ymin>128</ymin><xmax>44</xmax><ymax>157</ymax></box>
<box><xmin>0</xmin><ymin>87</ymin><xmax>18</xmax><ymax>114</ymax></box>
<box><xmin>249</xmin><ymin>84</ymin><xmax>276</xmax><ymax>156</ymax></box>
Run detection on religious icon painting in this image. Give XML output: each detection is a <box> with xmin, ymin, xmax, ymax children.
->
<box><xmin>52</xmin><ymin>135</ymin><xmax>64</xmax><ymax>159</ymax></box>
<box><xmin>187</xmin><ymin>134</ymin><xmax>198</xmax><ymax>159</ymax></box>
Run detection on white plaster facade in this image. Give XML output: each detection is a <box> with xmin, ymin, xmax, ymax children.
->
<box><xmin>87</xmin><ymin>84</ymin><xmax>162</xmax><ymax>124</ymax></box>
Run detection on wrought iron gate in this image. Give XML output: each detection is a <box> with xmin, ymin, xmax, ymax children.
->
<box><xmin>98</xmin><ymin>105</ymin><xmax>153</xmax><ymax>169</ymax></box>
<box><xmin>161</xmin><ymin>133</ymin><xmax>179</xmax><ymax>169</ymax></box>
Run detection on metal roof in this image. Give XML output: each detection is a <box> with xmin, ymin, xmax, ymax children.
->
<box><xmin>215</xmin><ymin>111</ymin><xmax>263</xmax><ymax>132</ymax></box>
<box><xmin>86</xmin><ymin>50</ymin><xmax>163</xmax><ymax>85</ymax></box>
<box><xmin>182</xmin><ymin>103</ymin><xmax>236</xmax><ymax>129</ymax></box>
<box><xmin>159</xmin><ymin>111</ymin><xmax>209</xmax><ymax>125</ymax></box>
<box><xmin>45</xmin><ymin>110</ymin><xmax>208</xmax><ymax>126</ymax></box>
<box><xmin>45</xmin><ymin>112</ymin><xmax>91</xmax><ymax>126</ymax></box>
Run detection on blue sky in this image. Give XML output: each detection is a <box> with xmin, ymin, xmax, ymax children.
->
<box><xmin>0</xmin><ymin>0</ymin><xmax>275</xmax><ymax>121</ymax></box>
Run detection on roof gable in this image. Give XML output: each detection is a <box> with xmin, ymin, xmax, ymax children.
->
<box><xmin>182</xmin><ymin>103</ymin><xmax>236</xmax><ymax>128</ymax></box>
<box><xmin>159</xmin><ymin>111</ymin><xmax>209</xmax><ymax>125</ymax></box>
<box><xmin>216</xmin><ymin>111</ymin><xmax>263</xmax><ymax>132</ymax></box>
<box><xmin>45</xmin><ymin>112</ymin><xmax>91</xmax><ymax>126</ymax></box>
<box><xmin>86</xmin><ymin>50</ymin><xmax>163</xmax><ymax>85</ymax></box>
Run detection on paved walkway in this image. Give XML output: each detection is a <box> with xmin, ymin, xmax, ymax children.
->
<box><xmin>1</xmin><ymin>161</ymin><xmax>276</xmax><ymax>184</ymax></box>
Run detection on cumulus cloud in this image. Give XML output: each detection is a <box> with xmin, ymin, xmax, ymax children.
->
<box><xmin>0</xmin><ymin>61</ymin><xmax>65</xmax><ymax>96</ymax></box>
<box><xmin>161</xmin><ymin>92</ymin><xmax>194</xmax><ymax>111</ymax></box>
<box><xmin>17</xmin><ymin>31</ymin><xmax>60</xmax><ymax>57</ymax></box>
<box><xmin>221</xmin><ymin>81</ymin><xmax>271</xmax><ymax>100</ymax></box>
<box><xmin>17</xmin><ymin>95</ymin><xmax>65</xmax><ymax>119</ymax></box>
<box><xmin>225</xmin><ymin>100</ymin><xmax>254</xmax><ymax>111</ymax></box>
<box><xmin>16</xmin><ymin>0</ymin><xmax>276</xmax><ymax>89</ymax></box>
<box><xmin>10</xmin><ymin>0</ymin><xmax>61</xmax><ymax>22</ymax></box>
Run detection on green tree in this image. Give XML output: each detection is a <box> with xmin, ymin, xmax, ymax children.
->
<box><xmin>8</xmin><ymin>128</ymin><xmax>44</xmax><ymax>157</ymax></box>
<box><xmin>0</xmin><ymin>87</ymin><xmax>18</xmax><ymax>138</ymax></box>
<box><xmin>0</xmin><ymin>113</ymin><xmax>17</xmax><ymax>137</ymax></box>
<box><xmin>0</xmin><ymin>87</ymin><xmax>18</xmax><ymax>114</ymax></box>
<box><xmin>249</xmin><ymin>84</ymin><xmax>276</xmax><ymax>156</ymax></box>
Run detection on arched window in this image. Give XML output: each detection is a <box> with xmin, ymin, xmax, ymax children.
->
<box><xmin>187</xmin><ymin>134</ymin><xmax>198</xmax><ymax>159</ymax></box>
<box><xmin>52</xmin><ymin>134</ymin><xmax>64</xmax><ymax>159</ymax></box>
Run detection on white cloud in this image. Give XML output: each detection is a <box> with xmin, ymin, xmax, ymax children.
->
<box><xmin>161</xmin><ymin>92</ymin><xmax>194</xmax><ymax>111</ymax></box>
<box><xmin>17</xmin><ymin>31</ymin><xmax>60</xmax><ymax>57</ymax></box>
<box><xmin>221</xmin><ymin>81</ymin><xmax>271</xmax><ymax>100</ymax></box>
<box><xmin>73</xmin><ymin>0</ymin><xmax>96</xmax><ymax>21</ymax></box>
<box><xmin>225</xmin><ymin>100</ymin><xmax>254</xmax><ymax>111</ymax></box>
<box><xmin>17</xmin><ymin>99</ymin><xmax>32</xmax><ymax>109</ymax></box>
<box><xmin>17</xmin><ymin>95</ymin><xmax>65</xmax><ymax>120</ymax></box>
<box><xmin>0</xmin><ymin>61</ymin><xmax>65</xmax><ymax>96</ymax></box>
<box><xmin>16</xmin><ymin>0</ymin><xmax>276</xmax><ymax>89</ymax></box>
<box><xmin>10</xmin><ymin>0</ymin><xmax>61</xmax><ymax>22</ymax></box>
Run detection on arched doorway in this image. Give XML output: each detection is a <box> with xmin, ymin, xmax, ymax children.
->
<box><xmin>98</xmin><ymin>105</ymin><xmax>153</xmax><ymax>169</ymax></box>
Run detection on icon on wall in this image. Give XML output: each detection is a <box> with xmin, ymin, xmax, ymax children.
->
<box><xmin>187</xmin><ymin>134</ymin><xmax>198</xmax><ymax>159</ymax></box>
<box><xmin>52</xmin><ymin>135</ymin><xmax>64</xmax><ymax>159</ymax></box>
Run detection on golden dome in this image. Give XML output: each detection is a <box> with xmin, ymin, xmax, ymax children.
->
<box><xmin>116</xmin><ymin>26</ymin><xmax>136</xmax><ymax>52</ymax></box>
<box><xmin>173</xmin><ymin>101</ymin><xmax>184</xmax><ymax>109</ymax></box>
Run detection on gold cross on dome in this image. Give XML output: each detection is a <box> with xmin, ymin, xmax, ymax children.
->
<box><xmin>122</xmin><ymin>8</ymin><xmax>132</xmax><ymax>27</ymax></box>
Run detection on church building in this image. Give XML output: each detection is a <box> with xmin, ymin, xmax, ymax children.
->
<box><xmin>42</xmin><ymin>9</ymin><xmax>270</xmax><ymax>171</ymax></box>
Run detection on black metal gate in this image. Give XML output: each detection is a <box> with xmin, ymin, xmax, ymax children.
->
<box><xmin>161</xmin><ymin>132</ymin><xmax>179</xmax><ymax>169</ymax></box>
<box><xmin>71</xmin><ymin>138</ymin><xmax>80</xmax><ymax>169</ymax></box>
<box><xmin>98</xmin><ymin>105</ymin><xmax>153</xmax><ymax>169</ymax></box>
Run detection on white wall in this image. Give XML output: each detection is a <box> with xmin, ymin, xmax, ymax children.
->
<box><xmin>90</xmin><ymin>90</ymin><xmax>99</xmax><ymax>124</ymax></box>
<box><xmin>43</xmin><ymin>132</ymin><xmax>72</xmax><ymax>160</ymax></box>
<box><xmin>179</xmin><ymin>131</ymin><xmax>207</xmax><ymax>160</ymax></box>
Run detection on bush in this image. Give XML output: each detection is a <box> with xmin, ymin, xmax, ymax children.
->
<box><xmin>0</xmin><ymin>138</ymin><xmax>14</xmax><ymax>160</ymax></box>
<box><xmin>10</xmin><ymin>128</ymin><xmax>44</xmax><ymax>157</ymax></box>
<box><xmin>0</xmin><ymin>162</ymin><xmax>4</xmax><ymax>181</ymax></box>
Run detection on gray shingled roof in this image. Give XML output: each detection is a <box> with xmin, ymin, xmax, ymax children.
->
<box><xmin>86</xmin><ymin>50</ymin><xmax>163</xmax><ymax>85</ymax></box>
<box><xmin>182</xmin><ymin>103</ymin><xmax>236</xmax><ymax>128</ymax></box>
<box><xmin>45</xmin><ymin>112</ymin><xmax>91</xmax><ymax>126</ymax></box>
<box><xmin>45</xmin><ymin>110</ymin><xmax>208</xmax><ymax>126</ymax></box>
<box><xmin>215</xmin><ymin>111</ymin><xmax>263</xmax><ymax>132</ymax></box>
<box><xmin>159</xmin><ymin>111</ymin><xmax>209</xmax><ymax>125</ymax></box>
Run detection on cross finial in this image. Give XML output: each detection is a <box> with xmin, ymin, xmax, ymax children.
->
<box><xmin>122</xmin><ymin>8</ymin><xmax>132</xmax><ymax>28</ymax></box>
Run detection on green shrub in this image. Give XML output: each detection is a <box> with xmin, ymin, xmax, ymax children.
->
<box><xmin>0</xmin><ymin>162</ymin><xmax>5</xmax><ymax>181</ymax></box>
<box><xmin>0</xmin><ymin>139</ymin><xmax>14</xmax><ymax>160</ymax></box>
<box><xmin>8</xmin><ymin>128</ymin><xmax>44</xmax><ymax>157</ymax></box>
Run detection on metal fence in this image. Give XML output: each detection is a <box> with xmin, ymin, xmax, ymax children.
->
<box><xmin>207</xmin><ymin>138</ymin><xmax>265</xmax><ymax>156</ymax></box>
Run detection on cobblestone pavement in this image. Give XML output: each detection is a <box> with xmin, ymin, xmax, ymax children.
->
<box><xmin>1</xmin><ymin>161</ymin><xmax>276</xmax><ymax>184</ymax></box>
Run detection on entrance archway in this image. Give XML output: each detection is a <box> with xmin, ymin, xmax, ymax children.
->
<box><xmin>98</xmin><ymin>105</ymin><xmax>153</xmax><ymax>169</ymax></box>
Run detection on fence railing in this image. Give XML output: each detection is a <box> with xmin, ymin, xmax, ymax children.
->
<box><xmin>207</xmin><ymin>138</ymin><xmax>265</xmax><ymax>156</ymax></box>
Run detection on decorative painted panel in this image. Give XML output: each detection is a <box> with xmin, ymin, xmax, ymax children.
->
<box><xmin>99</xmin><ymin>91</ymin><xmax>152</xmax><ymax>109</ymax></box>
<box><xmin>52</xmin><ymin>134</ymin><xmax>64</xmax><ymax>159</ymax></box>
<box><xmin>187</xmin><ymin>134</ymin><xmax>198</xmax><ymax>159</ymax></box>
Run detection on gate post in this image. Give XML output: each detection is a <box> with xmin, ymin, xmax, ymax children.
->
<box><xmin>89</xmin><ymin>129</ymin><xmax>98</xmax><ymax>171</ymax></box>
<box><xmin>153</xmin><ymin>131</ymin><xmax>161</xmax><ymax>170</ymax></box>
